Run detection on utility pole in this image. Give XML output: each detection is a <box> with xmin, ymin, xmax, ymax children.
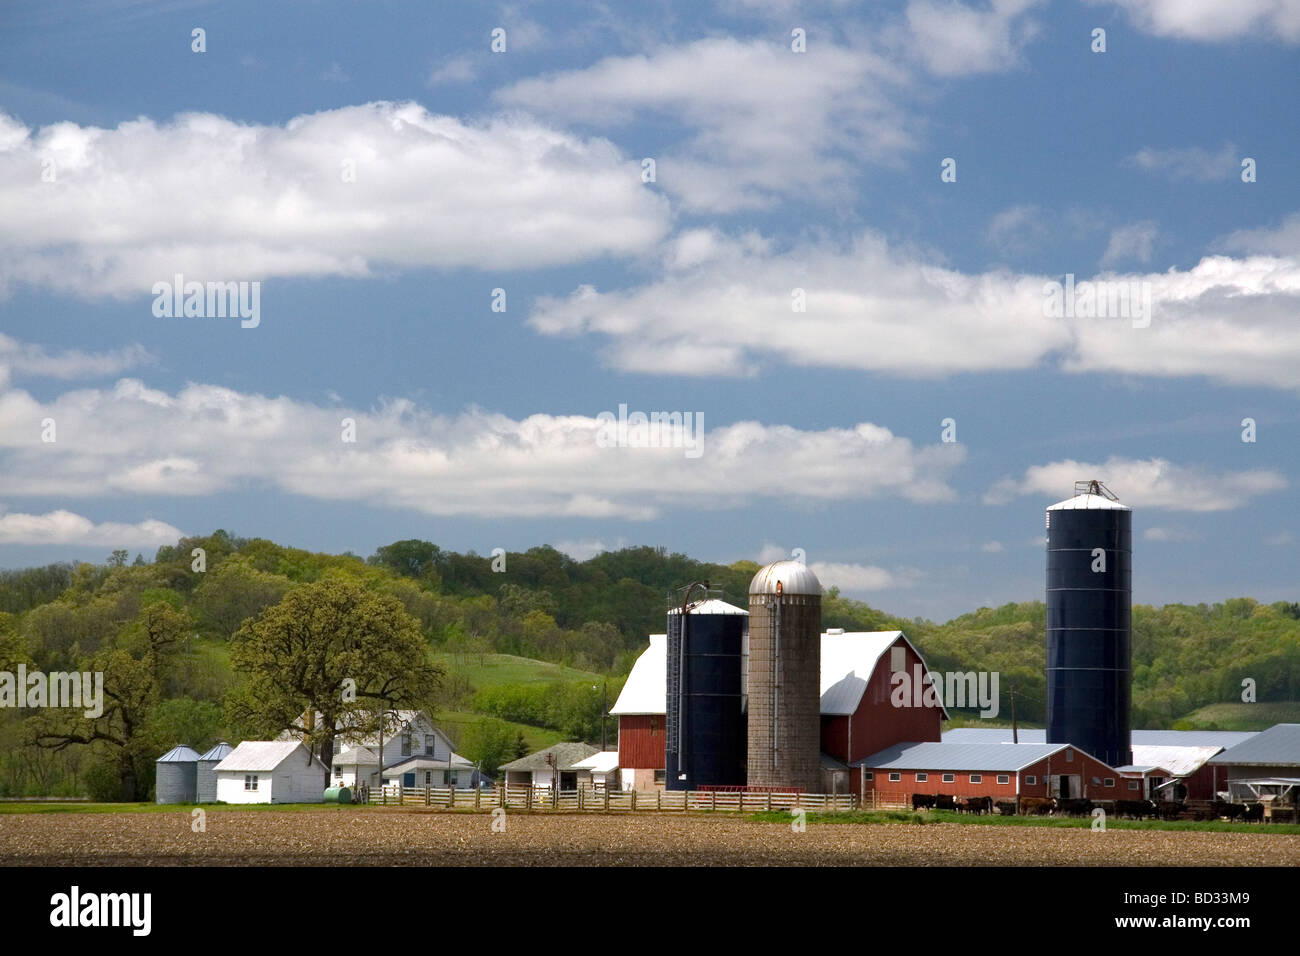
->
<box><xmin>593</xmin><ymin>682</ymin><xmax>608</xmax><ymax>752</ymax></box>
<box><xmin>1010</xmin><ymin>684</ymin><xmax>1018</xmax><ymax>744</ymax></box>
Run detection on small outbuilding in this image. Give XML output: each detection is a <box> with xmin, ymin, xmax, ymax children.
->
<box><xmin>498</xmin><ymin>742</ymin><xmax>600</xmax><ymax>790</ymax></box>
<box><xmin>196</xmin><ymin>741</ymin><xmax>233</xmax><ymax>803</ymax></box>
<box><xmin>214</xmin><ymin>741</ymin><xmax>327</xmax><ymax>804</ymax></box>
<box><xmin>571</xmin><ymin>750</ymin><xmax>620</xmax><ymax>790</ymax></box>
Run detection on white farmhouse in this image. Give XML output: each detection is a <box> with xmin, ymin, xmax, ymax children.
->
<box><xmin>214</xmin><ymin>741</ymin><xmax>327</xmax><ymax>804</ymax></box>
<box><xmin>330</xmin><ymin>710</ymin><xmax>478</xmax><ymax>790</ymax></box>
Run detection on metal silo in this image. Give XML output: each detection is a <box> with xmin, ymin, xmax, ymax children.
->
<box><xmin>665</xmin><ymin>596</ymin><xmax>748</xmax><ymax>791</ymax></box>
<box><xmin>747</xmin><ymin>560</ymin><xmax>822</xmax><ymax>792</ymax></box>
<box><xmin>155</xmin><ymin>744</ymin><xmax>200</xmax><ymax>804</ymax></box>
<box><xmin>1046</xmin><ymin>480</ymin><xmax>1133</xmax><ymax>768</ymax></box>
<box><xmin>196</xmin><ymin>741</ymin><xmax>233</xmax><ymax>803</ymax></box>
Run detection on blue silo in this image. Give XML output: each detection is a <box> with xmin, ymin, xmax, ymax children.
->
<box><xmin>665</xmin><ymin>597</ymin><xmax>748</xmax><ymax>791</ymax></box>
<box><xmin>1046</xmin><ymin>480</ymin><xmax>1133</xmax><ymax>768</ymax></box>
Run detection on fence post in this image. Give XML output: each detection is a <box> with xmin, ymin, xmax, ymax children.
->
<box><xmin>631</xmin><ymin>790</ymin><xmax>637</xmax><ymax>811</ymax></box>
<box><xmin>424</xmin><ymin>785</ymin><xmax>430</xmax><ymax>806</ymax></box>
<box><xmin>656</xmin><ymin>790</ymin><xmax>661</xmax><ymax>811</ymax></box>
<box><xmin>475</xmin><ymin>787</ymin><xmax>481</xmax><ymax>810</ymax></box>
<box><xmin>605</xmin><ymin>788</ymin><xmax>610</xmax><ymax>812</ymax></box>
<box><xmin>767</xmin><ymin>791</ymin><xmax>772</xmax><ymax>811</ymax></box>
<box><xmin>526</xmin><ymin>787</ymin><xmax>532</xmax><ymax>810</ymax></box>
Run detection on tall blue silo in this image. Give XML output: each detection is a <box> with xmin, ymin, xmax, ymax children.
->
<box><xmin>665</xmin><ymin>598</ymin><xmax>748</xmax><ymax>791</ymax></box>
<box><xmin>1046</xmin><ymin>480</ymin><xmax>1133</xmax><ymax>768</ymax></box>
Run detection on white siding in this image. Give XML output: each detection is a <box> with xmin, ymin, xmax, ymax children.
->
<box><xmin>217</xmin><ymin>771</ymin><xmax>270</xmax><ymax>804</ymax></box>
<box><xmin>273</xmin><ymin>757</ymin><xmax>327</xmax><ymax>803</ymax></box>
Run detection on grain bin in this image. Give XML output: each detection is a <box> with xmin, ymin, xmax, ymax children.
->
<box><xmin>665</xmin><ymin>597</ymin><xmax>748</xmax><ymax>791</ymax></box>
<box><xmin>155</xmin><ymin>744</ymin><xmax>200</xmax><ymax>804</ymax></box>
<box><xmin>1046</xmin><ymin>480</ymin><xmax>1133</xmax><ymax>767</ymax></box>
<box><xmin>747</xmin><ymin>561</ymin><xmax>822</xmax><ymax>792</ymax></box>
<box><xmin>196</xmin><ymin>741</ymin><xmax>233</xmax><ymax>803</ymax></box>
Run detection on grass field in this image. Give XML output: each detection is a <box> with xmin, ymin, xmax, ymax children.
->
<box><xmin>431</xmin><ymin>652</ymin><xmax>605</xmax><ymax>688</ymax></box>
<box><xmin>432</xmin><ymin>710</ymin><xmax>568</xmax><ymax>752</ymax></box>
<box><xmin>1172</xmin><ymin>701</ymin><xmax>1300</xmax><ymax>731</ymax></box>
<box><xmin>1</xmin><ymin>806</ymin><xmax>1296</xmax><ymax>865</ymax></box>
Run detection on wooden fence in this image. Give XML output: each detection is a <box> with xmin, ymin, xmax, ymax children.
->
<box><xmin>365</xmin><ymin>784</ymin><xmax>855</xmax><ymax>813</ymax></box>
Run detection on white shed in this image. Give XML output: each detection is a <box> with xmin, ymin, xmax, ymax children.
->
<box><xmin>214</xmin><ymin>741</ymin><xmax>327</xmax><ymax>804</ymax></box>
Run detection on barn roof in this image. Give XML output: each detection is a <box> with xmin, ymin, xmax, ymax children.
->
<box><xmin>944</xmin><ymin>727</ymin><xmax>1257</xmax><ymax>755</ymax></box>
<box><xmin>854</xmin><ymin>741</ymin><xmax>1077</xmax><ymax>772</ymax></box>
<box><xmin>498</xmin><ymin>742</ymin><xmax>600</xmax><ymax>772</ymax></box>
<box><xmin>1130</xmin><ymin>745</ymin><xmax>1221</xmax><ymax>777</ymax></box>
<box><xmin>612</xmin><ymin>630</ymin><xmax>947</xmax><ymax>719</ymax></box>
<box><xmin>571</xmin><ymin>751</ymin><xmax>620</xmax><ymax>773</ymax></box>
<box><xmin>215</xmin><ymin>741</ymin><xmax>320</xmax><ymax>773</ymax></box>
<box><xmin>1209</xmin><ymin>724</ymin><xmax>1300</xmax><ymax>767</ymax></box>
<box><xmin>610</xmin><ymin>635</ymin><xmax>667</xmax><ymax>715</ymax></box>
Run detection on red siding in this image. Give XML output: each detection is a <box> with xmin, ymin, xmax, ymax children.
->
<box><xmin>618</xmin><ymin>715</ymin><xmax>665</xmax><ymax>769</ymax></box>
<box><xmin>821</xmin><ymin>638</ymin><xmax>943</xmax><ymax>765</ymax></box>
<box><xmin>863</xmin><ymin>747</ymin><xmax>1128</xmax><ymax>802</ymax></box>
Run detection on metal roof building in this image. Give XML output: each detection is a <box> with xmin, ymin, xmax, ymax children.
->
<box><xmin>854</xmin><ymin>741</ymin><xmax>1070</xmax><ymax>772</ymax></box>
<box><xmin>155</xmin><ymin>744</ymin><xmax>200</xmax><ymax>804</ymax></box>
<box><xmin>1208</xmin><ymin>724</ymin><xmax>1300</xmax><ymax>768</ymax></box>
<box><xmin>196</xmin><ymin>741</ymin><xmax>233</xmax><ymax>803</ymax></box>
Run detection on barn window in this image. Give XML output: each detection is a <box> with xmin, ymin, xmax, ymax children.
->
<box><xmin>863</xmin><ymin>772</ymin><xmax>873</xmax><ymax>781</ymax></box>
<box><xmin>916</xmin><ymin>773</ymin><xmax>927</xmax><ymax>783</ymax></box>
<box><xmin>653</xmin><ymin>770</ymin><xmax>666</xmax><ymax>784</ymax></box>
<box><xmin>969</xmin><ymin>774</ymin><xmax>982</xmax><ymax>784</ymax></box>
<box><xmin>997</xmin><ymin>775</ymin><xmax>1009</xmax><ymax>785</ymax></box>
<box><xmin>888</xmin><ymin>773</ymin><xmax>901</xmax><ymax>782</ymax></box>
<box><xmin>1025</xmin><ymin>775</ymin><xmax>1037</xmax><ymax>785</ymax></box>
<box><xmin>1091</xmin><ymin>777</ymin><xmax>1101</xmax><ymax>785</ymax></box>
<box><xmin>1128</xmin><ymin>781</ymin><xmax>1140</xmax><ymax>791</ymax></box>
<box><xmin>1104</xmin><ymin>778</ymin><xmax>1115</xmax><ymax>788</ymax></box>
<box><xmin>1065</xmin><ymin>749</ymin><xmax>1073</xmax><ymax>762</ymax></box>
<box><xmin>244</xmin><ymin>775</ymin><xmax>258</xmax><ymax>791</ymax></box>
<box><xmin>942</xmin><ymin>773</ymin><xmax>954</xmax><ymax>783</ymax></box>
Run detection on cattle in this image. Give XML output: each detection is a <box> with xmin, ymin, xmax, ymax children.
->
<box><xmin>995</xmin><ymin>800</ymin><xmax>1017</xmax><ymax>816</ymax></box>
<box><xmin>1211</xmin><ymin>800</ymin><xmax>1246</xmax><ymax>821</ymax></box>
<box><xmin>1154</xmin><ymin>800</ymin><xmax>1184</xmax><ymax>821</ymax></box>
<box><xmin>1115</xmin><ymin>799</ymin><xmax>1158</xmax><ymax>820</ymax></box>
<box><xmin>933</xmin><ymin>794</ymin><xmax>957</xmax><ymax>811</ymax></box>
<box><xmin>1242</xmin><ymin>802</ymin><xmax>1265</xmax><ymax>823</ymax></box>
<box><xmin>911</xmin><ymin>793</ymin><xmax>936</xmax><ymax>811</ymax></box>
<box><xmin>959</xmin><ymin>796</ymin><xmax>993</xmax><ymax>815</ymax></box>
<box><xmin>1019</xmin><ymin>796</ymin><xmax>1056</xmax><ymax>815</ymax></box>
<box><xmin>1057</xmin><ymin>798</ymin><xmax>1095</xmax><ymax>817</ymax></box>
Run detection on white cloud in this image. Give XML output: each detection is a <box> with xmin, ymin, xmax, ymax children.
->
<box><xmin>1125</xmin><ymin>143</ymin><xmax>1239</xmax><ymax>182</ymax></box>
<box><xmin>810</xmin><ymin>561</ymin><xmax>919</xmax><ymax>591</ymax></box>
<box><xmin>1265</xmin><ymin>531</ymin><xmax>1293</xmax><ymax>546</ymax></box>
<box><xmin>1218</xmin><ymin>213</ymin><xmax>1300</xmax><ymax>256</ymax></box>
<box><xmin>980</xmin><ymin>540</ymin><xmax>1004</xmax><ymax>553</ymax></box>
<box><xmin>0</xmin><ymin>372</ymin><xmax>965</xmax><ymax>520</ymax></box>
<box><xmin>530</xmin><ymin>229</ymin><xmax>1300</xmax><ymax>389</ymax></box>
<box><xmin>986</xmin><ymin>204</ymin><xmax>1050</xmax><ymax>255</ymax></box>
<box><xmin>495</xmin><ymin>36</ymin><xmax>912</xmax><ymax>212</ymax></box>
<box><xmin>552</xmin><ymin>539</ymin><xmax>610</xmax><ymax>561</ymax></box>
<box><xmin>0</xmin><ymin>103</ymin><xmax>671</xmax><ymax>299</ymax></box>
<box><xmin>1091</xmin><ymin>0</ymin><xmax>1300</xmax><ymax>42</ymax></box>
<box><xmin>1143</xmin><ymin>526</ymin><xmax>1200</xmax><ymax>542</ymax></box>
<box><xmin>428</xmin><ymin>55</ymin><xmax>477</xmax><ymax>85</ymax></box>
<box><xmin>985</xmin><ymin>457</ymin><xmax>1287</xmax><ymax>511</ymax></box>
<box><xmin>901</xmin><ymin>0</ymin><xmax>1045</xmax><ymax>76</ymax></box>
<box><xmin>0</xmin><ymin>334</ymin><xmax>153</xmax><ymax>385</ymax></box>
<box><xmin>0</xmin><ymin>508</ymin><xmax>183</xmax><ymax>546</ymax></box>
<box><xmin>1100</xmin><ymin>221</ymin><xmax>1158</xmax><ymax>266</ymax></box>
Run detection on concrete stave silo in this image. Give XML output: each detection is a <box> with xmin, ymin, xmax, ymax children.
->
<box><xmin>196</xmin><ymin>741</ymin><xmax>233</xmax><ymax>803</ymax></box>
<box><xmin>155</xmin><ymin>744</ymin><xmax>200</xmax><ymax>804</ymax></box>
<box><xmin>665</xmin><ymin>598</ymin><xmax>748</xmax><ymax>791</ymax></box>
<box><xmin>747</xmin><ymin>560</ymin><xmax>822</xmax><ymax>792</ymax></box>
<box><xmin>1045</xmin><ymin>480</ymin><xmax>1133</xmax><ymax>768</ymax></box>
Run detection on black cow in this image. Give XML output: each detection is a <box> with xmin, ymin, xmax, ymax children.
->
<box><xmin>1243</xmin><ymin>802</ymin><xmax>1265</xmax><ymax>823</ymax></box>
<box><xmin>1155</xmin><ymin>800</ymin><xmax>1184</xmax><ymax>821</ymax></box>
<box><xmin>959</xmin><ymin>796</ymin><xmax>993</xmax><ymax>815</ymax></box>
<box><xmin>995</xmin><ymin>800</ymin><xmax>1018</xmax><ymax>816</ymax></box>
<box><xmin>1211</xmin><ymin>800</ymin><xmax>1246</xmax><ymax>820</ymax></box>
<box><xmin>1116</xmin><ymin>799</ymin><xmax>1157</xmax><ymax>820</ymax></box>
<box><xmin>933</xmin><ymin>794</ymin><xmax>957</xmax><ymax>811</ymax></box>
<box><xmin>1057</xmin><ymin>798</ymin><xmax>1095</xmax><ymax>817</ymax></box>
<box><xmin>912</xmin><ymin>793</ymin><xmax>936</xmax><ymax>811</ymax></box>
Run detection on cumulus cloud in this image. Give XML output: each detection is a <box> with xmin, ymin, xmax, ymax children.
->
<box><xmin>495</xmin><ymin>36</ymin><xmax>912</xmax><ymax>212</ymax></box>
<box><xmin>1100</xmin><ymin>221</ymin><xmax>1158</xmax><ymax>266</ymax></box>
<box><xmin>530</xmin><ymin>229</ymin><xmax>1300</xmax><ymax>389</ymax></box>
<box><xmin>984</xmin><ymin>457</ymin><xmax>1287</xmax><ymax>511</ymax></box>
<box><xmin>1218</xmin><ymin>213</ymin><xmax>1300</xmax><ymax>256</ymax></box>
<box><xmin>980</xmin><ymin>540</ymin><xmax>1004</xmax><ymax>553</ymax></box>
<box><xmin>552</xmin><ymin>539</ymin><xmax>611</xmax><ymax>561</ymax></box>
<box><xmin>901</xmin><ymin>0</ymin><xmax>1045</xmax><ymax>76</ymax></box>
<box><xmin>0</xmin><ymin>102</ymin><xmax>671</xmax><ymax>298</ymax></box>
<box><xmin>0</xmin><ymin>508</ymin><xmax>183</xmax><ymax>546</ymax></box>
<box><xmin>811</xmin><ymin>561</ymin><xmax>920</xmax><ymax>591</ymax></box>
<box><xmin>1125</xmin><ymin>143</ymin><xmax>1240</xmax><ymax>182</ymax></box>
<box><xmin>1090</xmin><ymin>0</ymin><xmax>1300</xmax><ymax>42</ymax></box>
<box><xmin>0</xmin><ymin>372</ymin><xmax>965</xmax><ymax>520</ymax></box>
<box><xmin>0</xmin><ymin>334</ymin><xmax>153</xmax><ymax>385</ymax></box>
<box><xmin>1143</xmin><ymin>526</ymin><xmax>1200</xmax><ymax>542</ymax></box>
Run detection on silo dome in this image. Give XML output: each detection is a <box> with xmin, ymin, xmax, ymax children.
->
<box><xmin>749</xmin><ymin>560</ymin><xmax>822</xmax><ymax>596</ymax></box>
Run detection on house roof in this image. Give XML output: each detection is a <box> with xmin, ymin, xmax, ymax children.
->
<box><xmin>215</xmin><ymin>741</ymin><xmax>320</xmax><ymax>773</ymax></box>
<box><xmin>854</xmin><ymin>741</ymin><xmax>1075</xmax><ymax>772</ymax></box>
<box><xmin>1208</xmin><ymin>724</ymin><xmax>1300</xmax><ymax>767</ymax></box>
<box><xmin>498</xmin><ymin>742</ymin><xmax>600</xmax><ymax>772</ymax></box>
<box><xmin>331</xmin><ymin>746</ymin><xmax>378</xmax><ymax>767</ymax></box>
<box><xmin>571</xmin><ymin>751</ymin><xmax>620</xmax><ymax>773</ymax></box>
<box><xmin>612</xmin><ymin>630</ymin><xmax>947</xmax><ymax>719</ymax></box>
<box><xmin>384</xmin><ymin>753</ymin><xmax>476</xmax><ymax>773</ymax></box>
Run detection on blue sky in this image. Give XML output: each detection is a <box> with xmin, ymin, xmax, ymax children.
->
<box><xmin>0</xmin><ymin>0</ymin><xmax>1297</xmax><ymax>620</ymax></box>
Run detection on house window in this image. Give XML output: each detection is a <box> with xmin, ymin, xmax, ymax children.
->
<box><xmin>653</xmin><ymin>770</ymin><xmax>666</xmax><ymax>784</ymax></box>
<box><xmin>997</xmin><ymin>775</ymin><xmax>1009</xmax><ymax>785</ymax></box>
<box><xmin>425</xmin><ymin>734</ymin><xmax>436</xmax><ymax>756</ymax></box>
<box><xmin>1104</xmin><ymin>778</ymin><xmax>1115</xmax><ymax>788</ymax></box>
<box><xmin>244</xmin><ymin>775</ymin><xmax>258</xmax><ymax>791</ymax></box>
<box><xmin>451</xmin><ymin>771</ymin><xmax>459</xmax><ymax>786</ymax></box>
<box><xmin>401</xmin><ymin>732</ymin><xmax>412</xmax><ymax>756</ymax></box>
<box><xmin>970</xmin><ymin>774</ymin><xmax>982</xmax><ymax>784</ymax></box>
<box><xmin>1025</xmin><ymin>775</ymin><xmax>1037</xmax><ymax>785</ymax></box>
<box><xmin>888</xmin><ymin>772</ymin><xmax>901</xmax><ymax>782</ymax></box>
<box><xmin>1128</xmin><ymin>781</ymin><xmax>1140</xmax><ymax>791</ymax></box>
<box><xmin>942</xmin><ymin>773</ymin><xmax>954</xmax><ymax>783</ymax></box>
<box><xmin>916</xmin><ymin>773</ymin><xmax>928</xmax><ymax>783</ymax></box>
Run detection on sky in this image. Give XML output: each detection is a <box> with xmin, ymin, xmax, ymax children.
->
<box><xmin>0</xmin><ymin>0</ymin><xmax>1297</xmax><ymax>621</ymax></box>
